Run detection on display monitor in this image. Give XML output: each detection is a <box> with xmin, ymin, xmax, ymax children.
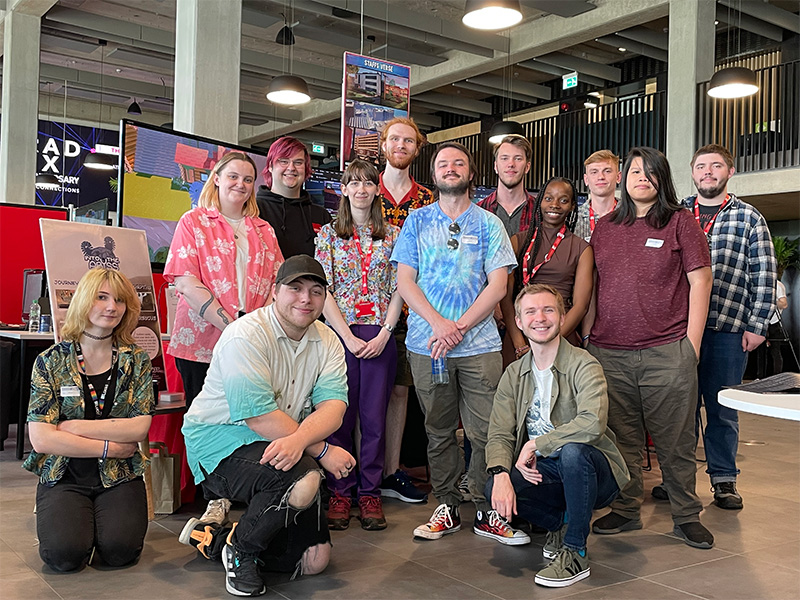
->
<box><xmin>117</xmin><ymin>120</ymin><xmax>269</xmax><ymax>269</ymax></box>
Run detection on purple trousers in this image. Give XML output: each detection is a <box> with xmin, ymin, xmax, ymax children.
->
<box><xmin>327</xmin><ymin>324</ymin><xmax>397</xmax><ymax>497</ymax></box>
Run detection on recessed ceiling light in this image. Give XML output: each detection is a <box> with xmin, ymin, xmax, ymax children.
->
<box><xmin>715</xmin><ymin>20</ymin><xmax>719</xmax><ymax>25</ymax></box>
<box><xmin>618</xmin><ymin>47</ymin><xmax>627</xmax><ymax>52</ymax></box>
<box><xmin>588</xmin><ymin>91</ymin><xmax>601</xmax><ymax>97</ymax></box>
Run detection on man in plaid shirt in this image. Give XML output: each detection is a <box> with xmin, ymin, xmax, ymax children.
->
<box><xmin>680</xmin><ymin>144</ymin><xmax>776</xmax><ymax>511</ymax></box>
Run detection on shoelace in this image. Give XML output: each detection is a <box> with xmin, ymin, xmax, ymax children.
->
<box><xmin>429</xmin><ymin>504</ymin><xmax>454</xmax><ymax>528</ymax></box>
<box><xmin>330</xmin><ymin>495</ymin><xmax>350</xmax><ymax>512</ymax></box>
<box><xmin>360</xmin><ymin>496</ymin><xmax>382</xmax><ymax>514</ymax></box>
<box><xmin>487</xmin><ymin>510</ymin><xmax>510</xmax><ymax>531</ymax></box>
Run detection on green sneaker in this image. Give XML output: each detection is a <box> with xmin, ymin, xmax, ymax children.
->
<box><xmin>535</xmin><ymin>547</ymin><xmax>590</xmax><ymax>588</ymax></box>
<box><xmin>542</xmin><ymin>522</ymin><xmax>568</xmax><ymax>559</ymax></box>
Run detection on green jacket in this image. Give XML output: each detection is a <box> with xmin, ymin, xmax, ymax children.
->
<box><xmin>485</xmin><ymin>338</ymin><xmax>629</xmax><ymax>490</ymax></box>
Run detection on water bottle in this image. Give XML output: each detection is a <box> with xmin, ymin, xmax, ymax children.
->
<box><xmin>431</xmin><ymin>355</ymin><xmax>449</xmax><ymax>385</ymax></box>
<box><xmin>28</xmin><ymin>300</ymin><xmax>41</xmax><ymax>333</ymax></box>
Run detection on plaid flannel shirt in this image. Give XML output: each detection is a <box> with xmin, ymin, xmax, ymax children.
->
<box><xmin>477</xmin><ymin>189</ymin><xmax>537</xmax><ymax>235</ymax></box>
<box><xmin>683</xmin><ymin>194</ymin><xmax>776</xmax><ymax>336</ymax></box>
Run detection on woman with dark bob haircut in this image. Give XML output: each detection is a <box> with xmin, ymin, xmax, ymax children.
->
<box><xmin>24</xmin><ymin>268</ymin><xmax>155</xmax><ymax>572</ymax></box>
<box><xmin>584</xmin><ymin>147</ymin><xmax>715</xmax><ymax>549</ymax></box>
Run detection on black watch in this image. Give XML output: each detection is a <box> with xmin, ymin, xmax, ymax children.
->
<box><xmin>487</xmin><ymin>465</ymin><xmax>509</xmax><ymax>476</ymax></box>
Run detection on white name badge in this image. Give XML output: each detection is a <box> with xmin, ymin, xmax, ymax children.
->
<box><xmin>645</xmin><ymin>238</ymin><xmax>664</xmax><ymax>248</ymax></box>
<box><xmin>60</xmin><ymin>385</ymin><xmax>81</xmax><ymax>397</ymax></box>
<box><xmin>372</xmin><ymin>240</ymin><xmax>382</xmax><ymax>247</ymax></box>
<box><xmin>462</xmin><ymin>234</ymin><xmax>479</xmax><ymax>245</ymax></box>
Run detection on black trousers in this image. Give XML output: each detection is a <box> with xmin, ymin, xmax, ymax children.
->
<box><xmin>36</xmin><ymin>476</ymin><xmax>147</xmax><ymax>572</ymax></box>
<box><xmin>174</xmin><ymin>357</ymin><xmax>210</xmax><ymax>408</ymax></box>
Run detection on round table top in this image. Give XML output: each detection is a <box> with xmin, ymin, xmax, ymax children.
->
<box><xmin>718</xmin><ymin>389</ymin><xmax>800</xmax><ymax>421</ymax></box>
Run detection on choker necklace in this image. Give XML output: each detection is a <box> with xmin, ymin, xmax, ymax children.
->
<box><xmin>82</xmin><ymin>331</ymin><xmax>114</xmax><ymax>341</ymax></box>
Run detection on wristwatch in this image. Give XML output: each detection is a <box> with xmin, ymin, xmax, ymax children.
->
<box><xmin>487</xmin><ymin>465</ymin><xmax>509</xmax><ymax>476</ymax></box>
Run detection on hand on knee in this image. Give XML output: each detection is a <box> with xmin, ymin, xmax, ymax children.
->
<box><xmin>288</xmin><ymin>470</ymin><xmax>323</xmax><ymax>510</ymax></box>
<box><xmin>300</xmin><ymin>542</ymin><xmax>330</xmax><ymax>575</ymax></box>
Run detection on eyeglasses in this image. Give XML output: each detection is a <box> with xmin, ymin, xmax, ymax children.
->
<box><xmin>276</xmin><ymin>158</ymin><xmax>305</xmax><ymax>168</ymax></box>
<box><xmin>447</xmin><ymin>222</ymin><xmax>461</xmax><ymax>250</ymax></box>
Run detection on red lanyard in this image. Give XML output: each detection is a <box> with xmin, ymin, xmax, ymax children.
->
<box><xmin>352</xmin><ymin>228</ymin><xmax>373</xmax><ymax>296</ymax></box>
<box><xmin>75</xmin><ymin>343</ymin><xmax>118</xmax><ymax>415</ymax></box>
<box><xmin>694</xmin><ymin>195</ymin><xmax>729</xmax><ymax>235</ymax></box>
<box><xmin>522</xmin><ymin>224</ymin><xmax>566</xmax><ymax>285</ymax></box>
<box><xmin>589</xmin><ymin>199</ymin><xmax>618</xmax><ymax>233</ymax></box>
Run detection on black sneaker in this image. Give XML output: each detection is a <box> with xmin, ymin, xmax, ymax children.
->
<box><xmin>712</xmin><ymin>481</ymin><xmax>743</xmax><ymax>510</ymax></box>
<box><xmin>592</xmin><ymin>512</ymin><xmax>643</xmax><ymax>535</ymax></box>
<box><xmin>673</xmin><ymin>522</ymin><xmax>714</xmax><ymax>549</ymax></box>
<box><xmin>222</xmin><ymin>544</ymin><xmax>265</xmax><ymax>596</ymax></box>
<box><xmin>380</xmin><ymin>470</ymin><xmax>427</xmax><ymax>503</ymax></box>
<box><xmin>651</xmin><ymin>484</ymin><xmax>669</xmax><ymax>501</ymax></box>
<box><xmin>178</xmin><ymin>517</ymin><xmax>217</xmax><ymax>560</ymax></box>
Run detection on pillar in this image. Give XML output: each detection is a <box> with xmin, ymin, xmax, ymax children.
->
<box><xmin>173</xmin><ymin>0</ymin><xmax>242</xmax><ymax>144</ymax></box>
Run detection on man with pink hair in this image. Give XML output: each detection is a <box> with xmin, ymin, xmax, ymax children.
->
<box><xmin>257</xmin><ymin>136</ymin><xmax>331</xmax><ymax>257</ymax></box>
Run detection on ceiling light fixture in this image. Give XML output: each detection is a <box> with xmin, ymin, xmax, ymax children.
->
<box><xmin>127</xmin><ymin>99</ymin><xmax>142</xmax><ymax>115</ymax></box>
<box><xmin>583</xmin><ymin>97</ymin><xmax>598</xmax><ymax>109</ymax></box>
<box><xmin>707</xmin><ymin>1</ymin><xmax>759</xmax><ymax>99</ymax></box>
<box><xmin>267</xmin><ymin>2</ymin><xmax>310</xmax><ymax>105</ymax></box>
<box><xmin>36</xmin><ymin>82</ymin><xmax>61</xmax><ymax>189</ymax></box>
<box><xmin>275</xmin><ymin>13</ymin><xmax>296</xmax><ymax>45</ymax></box>
<box><xmin>463</xmin><ymin>0</ymin><xmax>522</xmax><ymax>31</ymax></box>
<box><xmin>488</xmin><ymin>120</ymin><xmax>525</xmax><ymax>145</ymax></box>
<box><xmin>85</xmin><ymin>40</ymin><xmax>118</xmax><ymax>171</ymax></box>
<box><xmin>618</xmin><ymin>47</ymin><xmax>627</xmax><ymax>52</ymax></box>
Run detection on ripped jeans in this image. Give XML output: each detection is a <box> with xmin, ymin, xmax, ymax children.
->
<box><xmin>201</xmin><ymin>442</ymin><xmax>329</xmax><ymax>561</ymax></box>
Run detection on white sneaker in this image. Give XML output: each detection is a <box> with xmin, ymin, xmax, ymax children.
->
<box><xmin>200</xmin><ymin>498</ymin><xmax>231</xmax><ymax>525</ymax></box>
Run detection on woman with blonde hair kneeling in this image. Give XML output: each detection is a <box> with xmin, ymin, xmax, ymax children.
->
<box><xmin>24</xmin><ymin>267</ymin><xmax>155</xmax><ymax>571</ymax></box>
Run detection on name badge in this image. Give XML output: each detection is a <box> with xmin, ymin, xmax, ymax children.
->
<box><xmin>60</xmin><ymin>385</ymin><xmax>81</xmax><ymax>397</ymax></box>
<box><xmin>372</xmin><ymin>240</ymin><xmax>382</xmax><ymax>247</ymax></box>
<box><xmin>645</xmin><ymin>238</ymin><xmax>664</xmax><ymax>248</ymax></box>
<box><xmin>462</xmin><ymin>234</ymin><xmax>479</xmax><ymax>245</ymax></box>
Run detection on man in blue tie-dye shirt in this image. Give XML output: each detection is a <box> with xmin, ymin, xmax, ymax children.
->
<box><xmin>391</xmin><ymin>142</ymin><xmax>518</xmax><ymax>543</ymax></box>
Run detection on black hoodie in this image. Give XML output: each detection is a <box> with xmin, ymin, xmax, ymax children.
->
<box><xmin>256</xmin><ymin>186</ymin><xmax>332</xmax><ymax>258</ymax></box>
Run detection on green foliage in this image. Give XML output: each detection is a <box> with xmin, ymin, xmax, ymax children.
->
<box><xmin>773</xmin><ymin>235</ymin><xmax>800</xmax><ymax>277</ymax></box>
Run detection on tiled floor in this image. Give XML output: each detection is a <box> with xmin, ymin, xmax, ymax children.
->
<box><xmin>2</xmin><ymin>411</ymin><xmax>799</xmax><ymax>599</ymax></box>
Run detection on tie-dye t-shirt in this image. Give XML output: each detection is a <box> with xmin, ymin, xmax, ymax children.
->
<box><xmin>391</xmin><ymin>202</ymin><xmax>516</xmax><ymax>358</ymax></box>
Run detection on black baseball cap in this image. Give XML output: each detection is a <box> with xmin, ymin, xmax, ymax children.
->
<box><xmin>275</xmin><ymin>255</ymin><xmax>328</xmax><ymax>287</ymax></box>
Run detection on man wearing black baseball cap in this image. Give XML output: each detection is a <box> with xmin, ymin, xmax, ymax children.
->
<box><xmin>179</xmin><ymin>255</ymin><xmax>352</xmax><ymax>597</ymax></box>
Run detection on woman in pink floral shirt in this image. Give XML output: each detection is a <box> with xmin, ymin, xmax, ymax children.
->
<box><xmin>315</xmin><ymin>160</ymin><xmax>403</xmax><ymax>532</ymax></box>
<box><xmin>164</xmin><ymin>152</ymin><xmax>283</xmax><ymax>406</ymax></box>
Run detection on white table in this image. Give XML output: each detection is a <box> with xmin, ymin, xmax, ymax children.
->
<box><xmin>718</xmin><ymin>388</ymin><xmax>800</xmax><ymax>421</ymax></box>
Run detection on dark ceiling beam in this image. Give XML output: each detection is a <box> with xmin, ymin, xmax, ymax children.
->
<box><xmin>414</xmin><ymin>92</ymin><xmax>493</xmax><ymax>115</ymax></box>
<box><xmin>524</xmin><ymin>1</ymin><xmax>595</xmax><ymax>18</ymax></box>
<box><xmin>715</xmin><ymin>5</ymin><xmax>784</xmax><ymax>42</ymax></box>
<box><xmin>517</xmin><ymin>59</ymin><xmax>606</xmax><ymax>88</ymax></box>
<box><xmin>453</xmin><ymin>81</ymin><xmax>541</xmax><ymax>105</ymax></box>
<box><xmin>466</xmin><ymin>74</ymin><xmax>551</xmax><ymax>100</ymax></box>
<box><xmin>614</xmin><ymin>25</ymin><xmax>669</xmax><ymax>50</ymax></box>
<box><xmin>719</xmin><ymin>0</ymin><xmax>800</xmax><ymax>35</ymax></box>
<box><xmin>594</xmin><ymin>35</ymin><xmax>667</xmax><ymax>63</ymax></box>
<box><xmin>534</xmin><ymin>51</ymin><xmax>621</xmax><ymax>82</ymax></box>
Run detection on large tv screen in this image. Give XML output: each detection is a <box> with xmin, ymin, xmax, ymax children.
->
<box><xmin>117</xmin><ymin>120</ymin><xmax>270</xmax><ymax>268</ymax></box>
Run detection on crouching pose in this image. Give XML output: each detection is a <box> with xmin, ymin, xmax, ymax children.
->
<box><xmin>485</xmin><ymin>284</ymin><xmax>629</xmax><ymax>588</ymax></box>
<box><xmin>179</xmin><ymin>256</ymin><xmax>353</xmax><ymax>597</ymax></box>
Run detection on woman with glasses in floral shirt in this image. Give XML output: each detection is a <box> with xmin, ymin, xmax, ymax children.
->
<box><xmin>315</xmin><ymin>160</ymin><xmax>403</xmax><ymax>532</ymax></box>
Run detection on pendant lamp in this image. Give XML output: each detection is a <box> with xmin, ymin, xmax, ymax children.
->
<box><xmin>36</xmin><ymin>82</ymin><xmax>61</xmax><ymax>188</ymax></box>
<box><xmin>127</xmin><ymin>99</ymin><xmax>142</xmax><ymax>115</ymax></box>
<box><xmin>267</xmin><ymin>75</ymin><xmax>311</xmax><ymax>106</ymax></box>
<box><xmin>463</xmin><ymin>0</ymin><xmax>522</xmax><ymax>31</ymax></box>
<box><xmin>488</xmin><ymin>120</ymin><xmax>525</xmax><ymax>145</ymax></box>
<box><xmin>707</xmin><ymin>66</ymin><xmax>758</xmax><ymax>99</ymax></box>
<box><xmin>85</xmin><ymin>40</ymin><xmax>119</xmax><ymax>171</ymax></box>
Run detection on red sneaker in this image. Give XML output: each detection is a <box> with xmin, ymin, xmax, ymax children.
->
<box><xmin>328</xmin><ymin>493</ymin><xmax>352</xmax><ymax>530</ymax></box>
<box><xmin>358</xmin><ymin>496</ymin><xmax>387</xmax><ymax>530</ymax></box>
<box><xmin>413</xmin><ymin>503</ymin><xmax>461</xmax><ymax>540</ymax></box>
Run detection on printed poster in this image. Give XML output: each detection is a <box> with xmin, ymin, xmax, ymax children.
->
<box><xmin>341</xmin><ymin>52</ymin><xmax>410</xmax><ymax>169</ymax></box>
<box><xmin>40</xmin><ymin>220</ymin><xmax>166</xmax><ymax>388</ymax></box>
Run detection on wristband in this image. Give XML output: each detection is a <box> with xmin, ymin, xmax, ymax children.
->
<box><xmin>314</xmin><ymin>441</ymin><xmax>329</xmax><ymax>461</ymax></box>
<box><xmin>102</xmin><ymin>440</ymin><xmax>109</xmax><ymax>461</ymax></box>
<box><xmin>383</xmin><ymin>323</ymin><xmax>395</xmax><ymax>333</ymax></box>
<box><xmin>581</xmin><ymin>334</ymin><xmax>590</xmax><ymax>341</ymax></box>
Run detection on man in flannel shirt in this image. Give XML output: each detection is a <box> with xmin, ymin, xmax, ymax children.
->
<box><xmin>679</xmin><ymin>144</ymin><xmax>776</xmax><ymax>511</ymax></box>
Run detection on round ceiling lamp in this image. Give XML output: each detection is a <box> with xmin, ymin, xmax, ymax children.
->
<box><xmin>35</xmin><ymin>173</ymin><xmax>61</xmax><ymax>188</ymax></box>
<box><xmin>707</xmin><ymin>66</ymin><xmax>759</xmax><ymax>99</ymax></box>
<box><xmin>463</xmin><ymin>0</ymin><xmax>522</xmax><ymax>30</ymax></box>
<box><xmin>84</xmin><ymin>152</ymin><xmax>118</xmax><ymax>170</ymax></box>
<box><xmin>488</xmin><ymin>120</ymin><xmax>525</xmax><ymax>145</ymax></box>
<box><xmin>267</xmin><ymin>75</ymin><xmax>311</xmax><ymax>105</ymax></box>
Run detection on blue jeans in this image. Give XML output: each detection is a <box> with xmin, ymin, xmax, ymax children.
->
<box><xmin>697</xmin><ymin>330</ymin><xmax>747</xmax><ymax>482</ymax></box>
<box><xmin>485</xmin><ymin>443</ymin><xmax>619</xmax><ymax>551</ymax></box>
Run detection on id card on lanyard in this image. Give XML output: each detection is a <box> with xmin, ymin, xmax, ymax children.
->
<box><xmin>352</xmin><ymin>229</ymin><xmax>375</xmax><ymax>318</ymax></box>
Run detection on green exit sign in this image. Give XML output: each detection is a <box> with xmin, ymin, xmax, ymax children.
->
<box><xmin>562</xmin><ymin>71</ymin><xmax>578</xmax><ymax>90</ymax></box>
<box><xmin>311</xmin><ymin>143</ymin><xmax>326</xmax><ymax>155</ymax></box>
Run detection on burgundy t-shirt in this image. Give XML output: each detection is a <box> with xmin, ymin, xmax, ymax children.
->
<box><xmin>590</xmin><ymin>209</ymin><xmax>710</xmax><ymax>350</ymax></box>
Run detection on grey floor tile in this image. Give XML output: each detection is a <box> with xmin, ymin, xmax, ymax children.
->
<box><xmin>647</xmin><ymin>553</ymin><xmax>800</xmax><ymax>599</ymax></box>
<box><xmin>1</xmin><ymin>570</ymin><xmax>63</xmax><ymax>600</ymax></box>
<box><xmin>739</xmin><ymin>540</ymin><xmax>800</xmax><ymax>573</ymax></box>
<box><xmin>561</xmin><ymin>577</ymin><xmax>702</xmax><ymax>599</ymax></box>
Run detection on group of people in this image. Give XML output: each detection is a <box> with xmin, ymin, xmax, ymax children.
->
<box><xmin>23</xmin><ymin>115</ymin><xmax>778</xmax><ymax>596</ymax></box>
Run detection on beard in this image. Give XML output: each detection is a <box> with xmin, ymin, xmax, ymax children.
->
<box><xmin>386</xmin><ymin>152</ymin><xmax>414</xmax><ymax>170</ymax></box>
<box><xmin>435</xmin><ymin>177</ymin><xmax>470</xmax><ymax>196</ymax></box>
<box><xmin>695</xmin><ymin>177</ymin><xmax>729</xmax><ymax>199</ymax></box>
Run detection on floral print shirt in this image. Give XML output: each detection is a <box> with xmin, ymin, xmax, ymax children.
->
<box><xmin>315</xmin><ymin>222</ymin><xmax>401</xmax><ymax>325</ymax></box>
<box><xmin>23</xmin><ymin>341</ymin><xmax>155</xmax><ymax>488</ymax></box>
<box><xmin>163</xmin><ymin>207</ymin><xmax>284</xmax><ymax>363</ymax></box>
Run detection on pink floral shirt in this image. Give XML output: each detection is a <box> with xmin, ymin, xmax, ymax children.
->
<box><xmin>314</xmin><ymin>222</ymin><xmax>400</xmax><ymax>325</ymax></box>
<box><xmin>164</xmin><ymin>207</ymin><xmax>283</xmax><ymax>363</ymax></box>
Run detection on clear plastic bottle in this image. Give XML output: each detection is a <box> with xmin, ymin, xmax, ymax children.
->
<box><xmin>431</xmin><ymin>355</ymin><xmax>449</xmax><ymax>385</ymax></box>
<box><xmin>28</xmin><ymin>300</ymin><xmax>41</xmax><ymax>333</ymax></box>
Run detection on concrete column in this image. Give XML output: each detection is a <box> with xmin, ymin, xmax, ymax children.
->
<box><xmin>0</xmin><ymin>10</ymin><xmax>41</xmax><ymax>205</ymax></box>
<box><xmin>666</xmin><ymin>0</ymin><xmax>716</xmax><ymax>198</ymax></box>
<box><xmin>173</xmin><ymin>0</ymin><xmax>242</xmax><ymax>144</ymax></box>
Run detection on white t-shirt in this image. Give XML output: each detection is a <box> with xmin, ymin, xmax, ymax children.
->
<box><xmin>526</xmin><ymin>359</ymin><xmax>555</xmax><ymax>441</ymax></box>
<box><xmin>770</xmin><ymin>280</ymin><xmax>787</xmax><ymax>325</ymax></box>
<box><xmin>223</xmin><ymin>215</ymin><xmax>249</xmax><ymax>312</ymax></box>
